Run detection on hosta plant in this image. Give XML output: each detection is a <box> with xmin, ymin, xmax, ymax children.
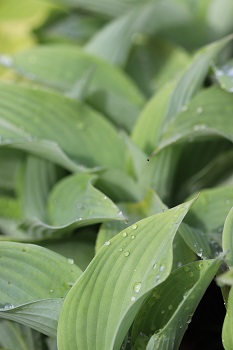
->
<box><xmin>0</xmin><ymin>0</ymin><xmax>233</xmax><ymax>349</ymax></box>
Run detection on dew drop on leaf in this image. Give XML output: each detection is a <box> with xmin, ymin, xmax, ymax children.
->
<box><xmin>68</xmin><ymin>258</ymin><xmax>74</xmax><ymax>264</ymax></box>
<box><xmin>133</xmin><ymin>282</ymin><xmax>142</xmax><ymax>293</ymax></box>
<box><xmin>196</xmin><ymin>107</ymin><xmax>203</xmax><ymax>114</ymax></box>
<box><xmin>124</xmin><ymin>251</ymin><xmax>130</xmax><ymax>257</ymax></box>
<box><xmin>159</xmin><ymin>264</ymin><xmax>165</xmax><ymax>272</ymax></box>
<box><xmin>104</xmin><ymin>241</ymin><xmax>111</xmax><ymax>246</ymax></box>
<box><xmin>132</xmin><ymin>224</ymin><xmax>138</xmax><ymax>230</ymax></box>
<box><xmin>122</xmin><ymin>232</ymin><xmax>127</xmax><ymax>237</ymax></box>
<box><xmin>131</xmin><ymin>296</ymin><xmax>136</xmax><ymax>302</ymax></box>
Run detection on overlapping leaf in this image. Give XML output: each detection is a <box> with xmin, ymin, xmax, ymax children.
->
<box><xmin>57</xmin><ymin>198</ymin><xmax>195</xmax><ymax>350</ymax></box>
<box><xmin>1</xmin><ymin>46</ymin><xmax>145</xmax><ymax>131</ymax></box>
<box><xmin>0</xmin><ymin>82</ymin><xmax>126</xmax><ymax>170</ymax></box>
<box><xmin>131</xmin><ymin>258</ymin><xmax>223</xmax><ymax>350</ymax></box>
<box><xmin>0</xmin><ymin>242</ymin><xmax>82</xmax><ymax>336</ymax></box>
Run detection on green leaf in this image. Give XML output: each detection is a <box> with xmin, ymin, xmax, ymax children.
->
<box><xmin>0</xmin><ymin>299</ymin><xmax>62</xmax><ymax>337</ymax></box>
<box><xmin>126</xmin><ymin>39</ymin><xmax>190</xmax><ymax>97</ymax></box>
<box><xmin>132</xmin><ymin>259</ymin><xmax>223</xmax><ymax>350</ymax></box>
<box><xmin>57</xmin><ymin>198</ymin><xmax>196</xmax><ymax>350</ymax></box>
<box><xmin>3</xmin><ymin>45</ymin><xmax>145</xmax><ymax>132</ymax></box>
<box><xmin>159</xmin><ymin>87</ymin><xmax>233</xmax><ymax>151</ymax></box>
<box><xmin>47</xmin><ymin>0</ymin><xmax>136</xmax><ymax>18</ymax></box>
<box><xmin>42</xmin><ymin>228</ymin><xmax>96</xmax><ymax>271</ymax></box>
<box><xmin>85</xmin><ymin>1</ymin><xmax>191</xmax><ymax>66</ymax></box>
<box><xmin>217</xmin><ymin>269</ymin><xmax>233</xmax><ymax>287</ymax></box>
<box><xmin>0</xmin><ymin>242</ymin><xmax>82</xmax><ymax>306</ymax></box>
<box><xmin>0</xmin><ymin>82</ymin><xmax>126</xmax><ymax>170</ymax></box>
<box><xmin>17</xmin><ymin>173</ymin><xmax>124</xmax><ymax>239</ymax></box>
<box><xmin>48</xmin><ymin>173</ymin><xmax>124</xmax><ymax>226</ymax></box>
<box><xmin>96</xmin><ymin>189</ymin><xmax>167</xmax><ymax>252</ymax></box>
<box><xmin>222</xmin><ymin>207</ymin><xmax>233</xmax><ymax>267</ymax></box>
<box><xmin>185</xmin><ymin>186</ymin><xmax>233</xmax><ymax>239</ymax></box>
<box><xmin>132</xmin><ymin>35</ymin><xmax>233</xmax><ymax>153</ymax></box>
<box><xmin>213</xmin><ymin>59</ymin><xmax>233</xmax><ymax>93</ymax></box>
<box><xmin>222</xmin><ymin>285</ymin><xmax>233</xmax><ymax>350</ymax></box>
<box><xmin>0</xmin><ymin>321</ymin><xmax>43</xmax><ymax>350</ymax></box>
<box><xmin>22</xmin><ymin>155</ymin><xmax>64</xmax><ymax>222</ymax></box>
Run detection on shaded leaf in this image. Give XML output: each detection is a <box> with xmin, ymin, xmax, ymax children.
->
<box><xmin>57</xmin><ymin>198</ymin><xmax>195</xmax><ymax>350</ymax></box>
<box><xmin>132</xmin><ymin>259</ymin><xmax>222</xmax><ymax>350</ymax></box>
<box><xmin>222</xmin><ymin>285</ymin><xmax>233</xmax><ymax>350</ymax></box>
<box><xmin>0</xmin><ymin>320</ymin><xmax>43</xmax><ymax>350</ymax></box>
<box><xmin>222</xmin><ymin>207</ymin><xmax>233</xmax><ymax>267</ymax></box>
<box><xmin>85</xmin><ymin>1</ymin><xmax>191</xmax><ymax>66</ymax></box>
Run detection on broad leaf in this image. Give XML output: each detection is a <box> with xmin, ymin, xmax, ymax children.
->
<box><xmin>0</xmin><ymin>242</ymin><xmax>82</xmax><ymax>306</ymax></box>
<box><xmin>48</xmin><ymin>173</ymin><xmax>124</xmax><ymax>226</ymax></box>
<box><xmin>0</xmin><ymin>320</ymin><xmax>43</xmax><ymax>350</ymax></box>
<box><xmin>1</xmin><ymin>46</ymin><xmax>145</xmax><ymax>131</ymax></box>
<box><xmin>57</xmin><ymin>198</ymin><xmax>196</xmax><ymax>350</ymax></box>
<box><xmin>96</xmin><ymin>189</ymin><xmax>167</xmax><ymax>252</ymax></box>
<box><xmin>159</xmin><ymin>87</ymin><xmax>233</xmax><ymax>151</ymax></box>
<box><xmin>0</xmin><ymin>299</ymin><xmax>62</xmax><ymax>337</ymax></box>
<box><xmin>131</xmin><ymin>259</ymin><xmax>222</xmax><ymax>350</ymax></box>
<box><xmin>0</xmin><ymin>82</ymin><xmax>126</xmax><ymax>170</ymax></box>
<box><xmin>85</xmin><ymin>1</ymin><xmax>191</xmax><ymax>66</ymax></box>
<box><xmin>132</xmin><ymin>35</ymin><xmax>233</xmax><ymax>152</ymax></box>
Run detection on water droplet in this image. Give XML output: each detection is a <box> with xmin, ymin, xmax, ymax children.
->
<box><xmin>50</xmin><ymin>289</ymin><xmax>54</xmax><ymax>293</ymax></box>
<box><xmin>104</xmin><ymin>241</ymin><xmax>111</xmax><ymax>246</ymax></box>
<box><xmin>161</xmin><ymin>310</ymin><xmax>165</xmax><ymax>314</ymax></box>
<box><xmin>153</xmin><ymin>263</ymin><xmax>157</xmax><ymax>269</ymax></box>
<box><xmin>119</xmin><ymin>248</ymin><xmax>123</xmax><ymax>252</ymax></box>
<box><xmin>124</xmin><ymin>251</ymin><xmax>130</xmax><ymax>257</ymax></box>
<box><xmin>68</xmin><ymin>258</ymin><xmax>74</xmax><ymax>265</ymax></box>
<box><xmin>122</xmin><ymin>232</ymin><xmax>127</xmax><ymax>237</ymax></box>
<box><xmin>131</xmin><ymin>296</ymin><xmax>136</xmax><ymax>302</ymax></box>
<box><xmin>155</xmin><ymin>274</ymin><xmax>160</xmax><ymax>280</ymax></box>
<box><xmin>118</xmin><ymin>210</ymin><xmax>123</xmax><ymax>216</ymax></box>
<box><xmin>132</xmin><ymin>224</ymin><xmax>138</xmax><ymax>230</ymax></box>
<box><xmin>196</xmin><ymin>107</ymin><xmax>203</xmax><ymax>114</ymax></box>
<box><xmin>0</xmin><ymin>55</ymin><xmax>13</xmax><ymax>67</ymax></box>
<box><xmin>133</xmin><ymin>282</ymin><xmax>142</xmax><ymax>293</ymax></box>
<box><xmin>131</xmin><ymin>235</ymin><xmax>135</xmax><ymax>240</ymax></box>
<box><xmin>177</xmin><ymin>262</ymin><xmax>182</xmax><ymax>268</ymax></box>
<box><xmin>104</xmin><ymin>196</ymin><xmax>107</xmax><ymax>200</ymax></box>
<box><xmin>168</xmin><ymin>304</ymin><xmax>173</xmax><ymax>310</ymax></box>
<box><xmin>77</xmin><ymin>122</ymin><xmax>85</xmax><ymax>130</ymax></box>
<box><xmin>160</xmin><ymin>264</ymin><xmax>165</xmax><ymax>272</ymax></box>
<box><xmin>184</xmin><ymin>266</ymin><xmax>190</xmax><ymax>272</ymax></box>
<box><xmin>181</xmin><ymin>105</ymin><xmax>188</xmax><ymax>112</ymax></box>
<box><xmin>3</xmin><ymin>303</ymin><xmax>14</xmax><ymax>310</ymax></box>
<box><xmin>193</xmin><ymin>124</ymin><xmax>208</xmax><ymax>131</ymax></box>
